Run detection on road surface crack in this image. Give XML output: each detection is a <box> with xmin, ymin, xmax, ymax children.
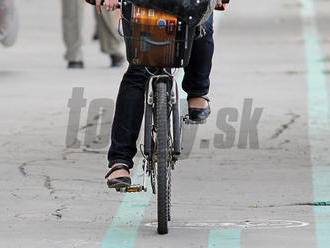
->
<box><xmin>52</xmin><ymin>205</ymin><xmax>66</xmax><ymax>219</ymax></box>
<box><xmin>18</xmin><ymin>159</ymin><xmax>59</xmax><ymax>195</ymax></box>
<box><xmin>43</xmin><ymin>175</ymin><xmax>55</xmax><ymax>194</ymax></box>
<box><xmin>271</xmin><ymin>113</ymin><xmax>300</xmax><ymax>139</ymax></box>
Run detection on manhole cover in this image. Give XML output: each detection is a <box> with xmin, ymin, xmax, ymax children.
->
<box><xmin>144</xmin><ymin>220</ymin><xmax>309</xmax><ymax>230</ymax></box>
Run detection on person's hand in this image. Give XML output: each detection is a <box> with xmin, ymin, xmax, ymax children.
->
<box><xmin>215</xmin><ymin>0</ymin><xmax>222</xmax><ymax>9</ymax></box>
<box><xmin>96</xmin><ymin>0</ymin><xmax>119</xmax><ymax>14</ymax></box>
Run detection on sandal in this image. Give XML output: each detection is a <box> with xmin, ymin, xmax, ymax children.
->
<box><xmin>105</xmin><ymin>164</ymin><xmax>131</xmax><ymax>189</ymax></box>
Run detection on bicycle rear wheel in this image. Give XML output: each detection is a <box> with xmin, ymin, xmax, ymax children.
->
<box><xmin>155</xmin><ymin>79</ymin><xmax>170</xmax><ymax>234</ymax></box>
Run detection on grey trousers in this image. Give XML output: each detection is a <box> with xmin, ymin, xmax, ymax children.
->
<box><xmin>0</xmin><ymin>0</ymin><xmax>18</xmax><ymax>47</ymax></box>
<box><xmin>61</xmin><ymin>0</ymin><xmax>84</xmax><ymax>61</ymax></box>
<box><xmin>61</xmin><ymin>0</ymin><xmax>123</xmax><ymax>61</ymax></box>
<box><xmin>95</xmin><ymin>8</ymin><xmax>122</xmax><ymax>56</ymax></box>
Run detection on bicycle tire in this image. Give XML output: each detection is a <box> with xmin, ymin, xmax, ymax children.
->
<box><xmin>155</xmin><ymin>79</ymin><xmax>170</xmax><ymax>234</ymax></box>
<box><xmin>168</xmin><ymin>165</ymin><xmax>171</xmax><ymax>222</ymax></box>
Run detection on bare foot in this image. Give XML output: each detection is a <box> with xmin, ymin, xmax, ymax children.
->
<box><xmin>107</xmin><ymin>163</ymin><xmax>130</xmax><ymax>180</ymax></box>
<box><xmin>188</xmin><ymin>97</ymin><xmax>209</xmax><ymax>108</ymax></box>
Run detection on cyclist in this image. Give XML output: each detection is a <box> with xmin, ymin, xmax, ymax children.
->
<box><xmin>96</xmin><ymin>0</ymin><xmax>222</xmax><ymax>188</ymax></box>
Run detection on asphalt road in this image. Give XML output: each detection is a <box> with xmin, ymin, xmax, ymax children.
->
<box><xmin>0</xmin><ymin>0</ymin><xmax>330</xmax><ymax>247</ymax></box>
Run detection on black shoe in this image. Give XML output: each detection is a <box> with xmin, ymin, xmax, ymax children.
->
<box><xmin>188</xmin><ymin>95</ymin><xmax>211</xmax><ymax>122</ymax></box>
<box><xmin>93</xmin><ymin>33</ymin><xmax>99</xmax><ymax>41</ymax></box>
<box><xmin>110</xmin><ymin>54</ymin><xmax>125</xmax><ymax>68</ymax></box>
<box><xmin>67</xmin><ymin>61</ymin><xmax>84</xmax><ymax>69</ymax></box>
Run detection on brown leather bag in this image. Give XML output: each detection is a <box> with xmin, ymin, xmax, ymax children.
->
<box><xmin>128</xmin><ymin>6</ymin><xmax>177</xmax><ymax>67</ymax></box>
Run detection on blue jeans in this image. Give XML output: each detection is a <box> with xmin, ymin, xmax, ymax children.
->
<box><xmin>108</xmin><ymin>15</ymin><xmax>214</xmax><ymax>169</ymax></box>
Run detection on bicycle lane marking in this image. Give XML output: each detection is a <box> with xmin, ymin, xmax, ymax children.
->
<box><xmin>300</xmin><ymin>0</ymin><xmax>330</xmax><ymax>247</ymax></box>
<box><xmin>101</xmin><ymin>160</ymin><xmax>152</xmax><ymax>248</ymax></box>
<box><xmin>208</xmin><ymin>230</ymin><xmax>241</xmax><ymax>248</ymax></box>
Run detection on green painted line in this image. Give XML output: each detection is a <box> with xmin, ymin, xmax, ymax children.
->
<box><xmin>300</xmin><ymin>0</ymin><xmax>330</xmax><ymax>248</ymax></box>
<box><xmin>208</xmin><ymin>229</ymin><xmax>241</xmax><ymax>248</ymax></box>
<box><xmin>101</xmin><ymin>161</ymin><xmax>152</xmax><ymax>248</ymax></box>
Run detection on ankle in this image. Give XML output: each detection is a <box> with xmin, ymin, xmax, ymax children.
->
<box><xmin>188</xmin><ymin>97</ymin><xmax>209</xmax><ymax>108</ymax></box>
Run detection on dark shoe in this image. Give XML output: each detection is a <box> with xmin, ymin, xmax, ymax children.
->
<box><xmin>110</xmin><ymin>54</ymin><xmax>125</xmax><ymax>67</ymax></box>
<box><xmin>105</xmin><ymin>164</ymin><xmax>131</xmax><ymax>189</ymax></box>
<box><xmin>93</xmin><ymin>33</ymin><xmax>99</xmax><ymax>41</ymax></box>
<box><xmin>188</xmin><ymin>95</ymin><xmax>211</xmax><ymax>122</ymax></box>
<box><xmin>67</xmin><ymin>61</ymin><xmax>84</xmax><ymax>69</ymax></box>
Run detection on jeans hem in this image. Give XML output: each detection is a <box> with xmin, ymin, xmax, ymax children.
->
<box><xmin>186</xmin><ymin>91</ymin><xmax>209</xmax><ymax>101</ymax></box>
<box><xmin>108</xmin><ymin>159</ymin><xmax>134</xmax><ymax>169</ymax></box>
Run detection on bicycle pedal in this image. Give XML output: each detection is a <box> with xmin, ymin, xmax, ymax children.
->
<box><xmin>115</xmin><ymin>185</ymin><xmax>146</xmax><ymax>193</ymax></box>
<box><xmin>184</xmin><ymin>115</ymin><xmax>207</xmax><ymax>125</ymax></box>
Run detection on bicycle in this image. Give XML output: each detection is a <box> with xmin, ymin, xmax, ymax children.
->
<box><xmin>86</xmin><ymin>0</ymin><xmax>229</xmax><ymax>235</ymax></box>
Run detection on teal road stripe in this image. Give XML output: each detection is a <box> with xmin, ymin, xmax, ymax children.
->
<box><xmin>208</xmin><ymin>229</ymin><xmax>241</xmax><ymax>248</ymax></box>
<box><xmin>300</xmin><ymin>0</ymin><xmax>330</xmax><ymax>247</ymax></box>
<box><xmin>101</xmin><ymin>161</ymin><xmax>152</xmax><ymax>248</ymax></box>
